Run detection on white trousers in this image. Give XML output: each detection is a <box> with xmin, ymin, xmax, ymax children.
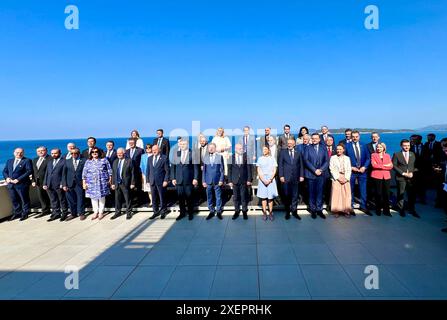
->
<box><xmin>91</xmin><ymin>198</ymin><xmax>106</xmax><ymax>214</ymax></box>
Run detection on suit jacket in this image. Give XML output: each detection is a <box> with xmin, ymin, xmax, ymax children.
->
<box><xmin>423</xmin><ymin>141</ymin><xmax>442</xmax><ymax>166</ymax></box>
<box><xmin>153</xmin><ymin>137</ymin><xmax>171</xmax><ymax>156</ymax></box>
<box><xmin>62</xmin><ymin>158</ymin><xmax>86</xmax><ymax>188</ymax></box>
<box><xmin>2</xmin><ymin>158</ymin><xmax>33</xmax><ymax>187</ymax></box>
<box><xmin>111</xmin><ymin>158</ymin><xmax>136</xmax><ymax>188</ymax></box>
<box><xmin>339</xmin><ymin>139</ymin><xmax>352</xmax><ymax>146</ymax></box>
<box><xmin>237</xmin><ymin>135</ymin><xmax>256</xmax><ymax>163</ymax></box>
<box><xmin>32</xmin><ymin>155</ymin><xmax>51</xmax><ymax>186</ymax></box>
<box><xmin>392</xmin><ymin>151</ymin><xmax>417</xmax><ymax>180</ymax></box>
<box><xmin>278</xmin><ymin>149</ymin><xmax>304</xmax><ymax>182</ymax></box>
<box><xmin>278</xmin><ymin>134</ymin><xmax>296</xmax><ymax>150</ymax></box>
<box><xmin>193</xmin><ymin>144</ymin><xmax>209</xmax><ymax>166</ymax></box>
<box><xmin>325</xmin><ymin>145</ymin><xmax>335</xmax><ymax>158</ymax></box>
<box><xmin>81</xmin><ymin>147</ymin><xmax>104</xmax><ymax>159</ymax></box>
<box><xmin>146</xmin><ymin>154</ymin><xmax>170</xmax><ymax>186</ymax></box>
<box><xmin>410</xmin><ymin>144</ymin><xmax>425</xmax><ymax>170</ymax></box>
<box><xmin>125</xmin><ymin>147</ymin><xmax>144</xmax><ymax>168</ymax></box>
<box><xmin>228</xmin><ymin>153</ymin><xmax>253</xmax><ymax>185</ymax></box>
<box><xmin>345</xmin><ymin>142</ymin><xmax>371</xmax><ymax>173</ymax></box>
<box><xmin>366</xmin><ymin>142</ymin><xmax>378</xmax><ymax>155</ymax></box>
<box><xmin>296</xmin><ymin>144</ymin><xmax>309</xmax><ymax>156</ymax></box>
<box><xmin>43</xmin><ymin>158</ymin><xmax>66</xmax><ymax>189</ymax></box>
<box><xmin>319</xmin><ymin>133</ymin><xmax>334</xmax><ymax>145</ymax></box>
<box><xmin>202</xmin><ymin>153</ymin><xmax>225</xmax><ymax>185</ymax></box>
<box><xmin>105</xmin><ymin>149</ymin><xmax>118</xmax><ymax>166</ymax></box>
<box><xmin>170</xmin><ymin>150</ymin><xmax>199</xmax><ymax>185</ymax></box>
<box><xmin>303</xmin><ymin>144</ymin><xmax>329</xmax><ymax>179</ymax></box>
<box><xmin>370</xmin><ymin>153</ymin><xmax>393</xmax><ymax>180</ymax></box>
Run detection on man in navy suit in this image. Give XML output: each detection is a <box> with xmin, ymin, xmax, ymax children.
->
<box><xmin>62</xmin><ymin>148</ymin><xmax>86</xmax><ymax>220</ymax></box>
<box><xmin>228</xmin><ymin>143</ymin><xmax>253</xmax><ymax>220</ymax></box>
<box><xmin>43</xmin><ymin>148</ymin><xmax>69</xmax><ymax>221</ymax></box>
<box><xmin>202</xmin><ymin>143</ymin><xmax>225</xmax><ymax>220</ymax></box>
<box><xmin>279</xmin><ymin>139</ymin><xmax>304</xmax><ymax>220</ymax></box>
<box><xmin>111</xmin><ymin>148</ymin><xmax>136</xmax><ymax>220</ymax></box>
<box><xmin>319</xmin><ymin>125</ymin><xmax>334</xmax><ymax>145</ymax></box>
<box><xmin>153</xmin><ymin>129</ymin><xmax>171</xmax><ymax>156</ymax></box>
<box><xmin>126</xmin><ymin>138</ymin><xmax>145</xmax><ymax>208</ymax></box>
<box><xmin>345</xmin><ymin>130</ymin><xmax>372</xmax><ymax>215</ymax></box>
<box><xmin>105</xmin><ymin>141</ymin><xmax>118</xmax><ymax>166</ymax></box>
<box><xmin>171</xmin><ymin>139</ymin><xmax>199</xmax><ymax>220</ymax></box>
<box><xmin>2</xmin><ymin>148</ymin><xmax>33</xmax><ymax>221</ymax></box>
<box><xmin>147</xmin><ymin>144</ymin><xmax>170</xmax><ymax>219</ymax></box>
<box><xmin>303</xmin><ymin>134</ymin><xmax>329</xmax><ymax>219</ymax></box>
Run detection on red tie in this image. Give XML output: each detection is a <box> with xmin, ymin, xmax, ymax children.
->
<box><xmin>328</xmin><ymin>147</ymin><xmax>332</xmax><ymax>157</ymax></box>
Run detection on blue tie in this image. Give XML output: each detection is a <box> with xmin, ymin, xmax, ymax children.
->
<box><xmin>117</xmin><ymin>160</ymin><xmax>123</xmax><ymax>184</ymax></box>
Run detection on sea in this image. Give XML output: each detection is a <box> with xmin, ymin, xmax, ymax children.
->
<box><xmin>1</xmin><ymin>131</ymin><xmax>446</xmax><ymax>174</ymax></box>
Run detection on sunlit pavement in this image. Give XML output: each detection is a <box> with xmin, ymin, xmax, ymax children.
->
<box><xmin>1</xmin><ymin>205</ymin><xmax>447</xmax><ymax>300</ymax></box>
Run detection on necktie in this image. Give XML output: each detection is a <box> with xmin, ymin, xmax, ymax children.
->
<box><xmin>37</xmin><ymin>157</ymin><xmax>44</xmax><ymax>170</ymax></box>
<box><xmin>289</xmin><ymin>150</ymin><xmax>294</xmax><ymax>160</ymax></box>
<box><xmin>182</xmin><ymin>151</ymin><xmax>187</xmax><ymax>164</ymax></box>
<box><xmin>404</xmin><ymin>152</ymin><xmax>409</xmax><ymax>164</ymax></box>
<box><xmin>13</xmin><ymin>159</ymin><xmax>20</xmax><ymax>171</ymax></box>
<box><xmin>153</xmin><ymin>156</ymin><xmax>158</xmax><ymax>166</ymax></box>
<box><xmin>53</xmin><ymin>159</ymin><xmax>58</xmax><ymax>168</ymax></box>
<box><xmin>244</xmin><ymin>136</ymin><xmax>248</xmax><ymax>152</ymax></box>
<box><xmin>314</xmin><ymin>145</ymin><xmax>318</xmax><ymax>153</ymax></box>
<box><xmin>328</xmin><ymin>147</ymin><xmax>332</xmax><ymax>157</ymax></box>
<box><xmin>158</xmin><ymin>138</ymin><xmax>162</xmax><ymax>148</ymax></box>
<box><xmin>354</xmin><ymin>143</ymin><xmax>361</xmax><ymax>166</ymax></box>
<box><xmin>210</xmin><ymin>154</ymin><xmax>215</xmax><ymax>165</ymax></box>
<box><xmin>130</xmin><ymin>149</ymin><xmax>135</xmax><ymax>159</ymax></box>
<box><xmin>237</xmin><ymin>155</ymin><xmax>242</xmax><ymax>166</ymax></box>
<box><xmin>74</xmin><ymin>159</ymin><xmax>78</xmax><ymax>171</ymax></box>
<box><xmin>117</xmin><ymin>160</ymin><xmax>123</xmax><ymax>183</ymax></box>
<box><xmin>107</xmin><ymin>150</ymin><xmax>111</xmax><ymax>158</ymax></box>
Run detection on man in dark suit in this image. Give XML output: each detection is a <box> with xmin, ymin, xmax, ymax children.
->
<box><xmin>392</xmin><ymin>139</ymin><xmax>420</xmax><ymax>218</ymax></box>
<box><xmin>296</xmin><ymin>135</ymin><xmax>310</xmax><ymax>206</ymax></box>
<box><xmin>43</xmin><ymin>148</ymin><xmax>68</xmax><ymax>221</ymax></box>
<box><xmin>64</xmin><ymin>142</ymin><xmax>76</xmax><ymax>160</ymax></box>
<box><xmin>279</xmin><ymin>139</ymin><xmax>304</xmax><ymax>220</ymax></box>
<box><xmin>31</xmin><ymin>146</ymin><xmax>51</xmax><ymax>218</ymax></box>
<box><xmin>319</xmin><ymin>126</ymin><xmax>334</xmax><ymax>145</ymax></box>
<box><xmin>81</xmin><ymin>137</ymin><xmax>103</xmax><ymax>159</ymax></box>
<box><xmin>228</xmin><ymin>143</ymin><xmax>253</xmax><ymax>220</ymax></box>
<box><xmin>125</xmin><ymin>138</ymin><xmax>145</xmax><ymax>208</ymax></box>
<box><xmin>111</xmin><ymin>148</ymin><xmax>136</xmax><ymax>220</ymax></box>
<box><xmin>410</xmin><ymin>134</ymin><xmax>427</xmax><ymax>203</ymax></box>
<box><xmin>105</xmin><ymin>140</ymin><xmax>117</xmax><ymax>166</ymax></box>
<box><xmin>366</xmin><ymin>132</ymin><xmax>380</xmax><ymax>154</ymax></box>
<box><xmin>171</xmin><ymin>139</ymin><xmax>199</xmax><ymax>220</ymax></box>
<box><xmin>2</xmin><ymin>148</ymin><xmax>33</xmax><ymax>221</ymax></box>
<box><xmin>345</xmin><ymin>130</ymin><xmax>372</xmax><ymax>215</ymax></box>
<box><xmin>203</xmin><ymin>143</ymin><xmax>225</xmax><ymax>220</ymax></box>
<box><xmin>278</xmin><ymin>125</ymin><xmax>296</xmax><ymax>150</ymax></box>
<box><xmin>259</xmin><ymin>127</ymin><xmax>273</xmax><ymax>150</ymax></box>
<box><xmin>147</xmin><ymin>144</ymin><xmax>170</xmax><ymax>219</ymax></box>
<box><xmin>339</xmin><ymin>129</ymin><xmax>352</xmax><ymax>146</ymax></box>
<box><xmin>303</xmin><ymin>134</ymin><xmax>329</xmax><ymax>219</ymax></box>
<box><xmin>153</xmin><ymin>129</ymin><xmax>171</xmax><ymax>156</ymax></box>
<box><xmin>193</xmin><ymin>134</ymin><xmax>209</xmax><ymax>205</ymax></box>
<box><xmin>61</xmin><ymin>148</ymin><xmax>86</xmax><ymax>220</ymax></box>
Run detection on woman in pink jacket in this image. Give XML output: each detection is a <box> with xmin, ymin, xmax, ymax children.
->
<box><xmin>371</xmin><ymin>143</ymin><xmax>393</xmax><ymax>216</ymax></box>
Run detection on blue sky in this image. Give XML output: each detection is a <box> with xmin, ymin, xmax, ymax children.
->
<box><xmin>0</xmin><ymin>0</ymin><xmax>446</xmax><ymax>140</ymax></box>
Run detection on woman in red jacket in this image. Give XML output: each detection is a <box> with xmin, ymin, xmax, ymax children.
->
<box><xmin>371</xmin><ymin>143</ymin><xmax>394</xmax><ymax>216</ymax></box>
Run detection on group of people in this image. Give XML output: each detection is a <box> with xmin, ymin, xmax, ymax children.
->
<box><xmin>3</xmin><ymin>126</ymin><xmax>447</xmax><ymax>232</ymax></box>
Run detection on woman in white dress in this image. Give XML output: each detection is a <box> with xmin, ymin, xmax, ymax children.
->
<box><xmin>126</xmin><ymin>130</ymin><xmax>144</xmax><ymax>149</ymax></box>
<box><xmin>256</xmin><ymin>146</ymin><xmax>278</xmax><ymax>221</ymax></box>
<box><xmin>211</xmin><ymin>128</ymin><xmax>232</xmax><ymax>176</ymax></box>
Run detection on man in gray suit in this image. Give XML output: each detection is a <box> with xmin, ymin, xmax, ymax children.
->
<box><xmin>278</xmin><ymin>124</ymin><xmax>296</xmax><ymax>150</ymax></box>
<box><xmin>237</xmin><ymin>126</ymin><xmax>256</xmax><ymax>164</ymax></box>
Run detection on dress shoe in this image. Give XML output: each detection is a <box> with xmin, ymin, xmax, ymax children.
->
<box><xmin>410</xmin><ymin>211</ymin><xmax>420</xmax><ymax>218</ymax></box>
<box><xmin>126</xmin><ymin>213</ymin><xmax>133</xmax><ymax>220</ymax></box>
<box><xmin>110</xmin><ymin>213</ymin><xmax>121</xmax><ymax>220</ymax></box>
<box><xmin>160</xmin><ymin>211</ymin><xmax>167</xmax><ymax>219</ymax></box>
<box><xmin>399</xmin><ymin>210</ymin><xmax>406</xmax><ymax>217</ymax></box>
<box><xmin>149</xmin><ymin>212</ymin><xmax>160</xmax><ymax>220</ymax></box>
<box><xmin>361</xmin><ymin>208</ymin><xmax>372</xmax><ymax>216</ymax></box>
<box><xmin>47</xmin><ymin>215</ymin><xmax>60</xmax><ymax>222</ymax></box>
<box><xmin>285</xmin><ymin>212</ymin><xmax>291</xmax><ymax>220</ymax></box>
<box><xmin>310</xmin><ymin>212</ymin><xmax>317</xmax><ymax>219</ymax></box>
<box><xmin>206</xmin><ymin>212</ymin><xmax>215</xmax><ymax>220</ymax></box>
<box><xmin>79</xmin><ymin>215</ymin><xmax>86</xmax><ymax>221</ymax></box>
<box><xmin>349</xmin><ymin>210</ymin><xmax>356</xmax><ymax>217</ymax></box>
<box><xmin>34</xmin><ymin>213</ymin><xmax>48</xmax><ymax>219</ymax></box>
<box><xmin>216</xmin><ymin>212</ymin><xmax>223</xmax><ymax>220</ymax></box>
<box><xmin>9</xmin><ymin>215</ymin><xmax>19</xmax><ymax>221</ymax></box>
<box><xmin>243</xmin><ymin>212</ymin><xmax>248</xmax><ymax>220</ymax></box>
<box><xmin>65</xmin><ymin>215</ymin><xmax>77</xmax><ymax>221</ymax></box>
<box><xmin>375</xmin><ymin>210</ymin><xmax>382</xmax><ymax>216</ymax></box>
<box><xmin>188</xmin><ymin>214</ymin><xmax>194</xmax><ymax>220</ymax></box>
<box><xmin>20</xmin><ymin>215</ymin><xmax>28</xmax><ymax>221</ymax></box>
<box><xmin>292</xmin><ymin>212</ymin><xmax>301</xmax><ymax>220</ymax></box>
<box><xmin>232</xmin><ymin>211</ymin><xmax>240</xmax><ymax>220</ymax></box>
<box><xmin>317</xmin><ymin>211</ymin><xmax>326</xmax><ymax>219</ymax></box>
<box><xmin>383</xmin><ymin>211</ymin><xmax>392</xmax><ymax>217</ymax></box>
<box><xmin>60</xmin><ymin>214</ymin><xmax>68</xmax><ymax>222</ymax></box>
<box><xmin>176</xmin><ymin>213</ymin><xmax>186</xmax><ymax>221</ymax></box>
